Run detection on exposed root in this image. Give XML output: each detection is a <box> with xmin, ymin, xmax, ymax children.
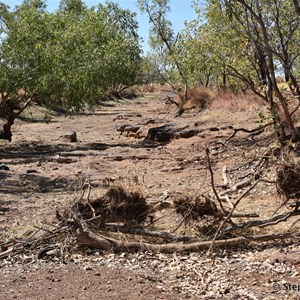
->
<box><xmin>71</xmin><ymin>186</ymin><xmax>150</xmax><ymax>226</ymax></box>
<box><xmin>277</xmin><ymin>164</ymin><xmax>300</xmax><ymax>199</ymax></box>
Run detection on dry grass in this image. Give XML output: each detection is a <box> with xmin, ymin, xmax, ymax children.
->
<box><xmin>173</xmin><ymin>194</ymin><xmax>222</xmax><ymax>237</ymax></box>
<box><xmin>174</xmin><ymin>195</ymin><xmax>219</xmax><ymax>220</ymax></box>
<box><xmin>180</xmin><ymin>87</ymin><xmax>213</xmax><ymax>111</ymax></box>
<box><xmin>140</xmin><ymin>83</ymin><xmax>173</xmax><ymax>94</ymax></box>
<box><xmin>211</xmin><ymin>89</ymin><xmax>267</xmax><ymax>112</ymax></box>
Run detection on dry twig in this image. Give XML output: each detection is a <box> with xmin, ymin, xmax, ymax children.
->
<box><xmin>205</xmin><ymin>148</ymin><xmax>227</xmax><ymax>214</ymax></box>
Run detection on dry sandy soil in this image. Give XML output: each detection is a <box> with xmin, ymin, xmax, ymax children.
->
<box><xmin>1</xmin><ymin>91</ymin><xmax>300</xmax><ymax>299</ymax></box>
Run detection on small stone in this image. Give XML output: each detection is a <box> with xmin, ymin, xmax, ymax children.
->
<box><xmin>55</xmin><ymin>156</ymin><xmax>74</xmax><ymax>164</ymax></box>
<box><xmin>26</xmin><ymin>169</ymin><xmax>38</xmax><ymax>174</ymax></box>
<box><xmin>60</xmin><ymin>131</ymin><xmax>77</xmax><ymax>142</ymax></box>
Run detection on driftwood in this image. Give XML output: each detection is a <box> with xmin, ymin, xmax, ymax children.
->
<box><xmin>71</xmin><ymin>219</ymin><xmax>295</xmax><ymax>253</ymax></box>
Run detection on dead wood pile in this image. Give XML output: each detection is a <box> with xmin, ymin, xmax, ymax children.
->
<box><xmin>2</xmin><ymin>141</ymin><xmax>300</xmax><ymax>261</ymax></box>
<box><xmin>72</xmin><ymin>186</ymin><xmax>149</xmax><ymax>225</ymax></box>
<box><xmin>277</xmin><ymin>164</ymin><xmax>300</xmax><ymax>199</ymax></box>
<box><xmin>174</xmin><ymin>195</ymin><xmax>219</xmax><ymax>220</ymax></box>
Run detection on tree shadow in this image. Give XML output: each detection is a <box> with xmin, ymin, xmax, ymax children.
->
<box><xmin>0</xmin><ymin>142</ymin><xmax>111</xmax><ymax>164</ymax></box>
<box><xmin>17</xmin><ymin>115</ymin><xmax>59</xmax><ymax>123</ymax></box>
<box><xmin>0</xmin><ymin>139</ymin><xmax>166</xmax><ymax>163</ymax></box>
<box><xmin>0</xmin><ymin>137</ymin><xmax>170</xmax><ymax>201</ymax></box>
<box><xmin>0</xmin><ymin>173</ymin><xmax>79</xmax><ymax>195</ymax></box>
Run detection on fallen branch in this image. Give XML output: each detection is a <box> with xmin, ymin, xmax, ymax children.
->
<box><xmin>208</xmin><ymin>180</ymin><xmax>260</xmax><ymax>253</ymax></box>
<box><xmin>223</xmin><ymin>195</ymin><xmax>234</xmax><ymax>209</ymax></box>
<box><xmin>70</xmin><ymin>219</ymin><xmax>295</xmax><ymax>253</ymax></box>
<box><xmin>98</xmin><ymin>217</ymin><xmax>259</xmax><ymax>242</ymax></box>
<box><xmin>0</xmin><ymin>225</ymin><xmax>69</xmax><ymax>260</ymax></box>
<box><xmin>206</xmin><ymin>148</ymin><xmax>227</xmax><ymax>214</ymax></box>
<box><xmin>224</xmin><ymin>209</ymin><xmax>300</xmax><ymax>233</ymax></box>
<box><xmin>220</xmin><ymin>176</ymin><xmax>254</xmax><ymax>196</ymax></box>
<box><xmin>0</xmin><ymin>247</ymin><xmax>15</xmax><ymax>259</ymax></box>
<box><xmin>103</xmin><ymin>224</ymin><xmax>202</xmax><ymax>242</ymax></box>
<box><xmin>229</xmin><ymin>212</ymin><xmax>259</xmax><ymax>218</ymax></box>
<box><xmin>224</xmin><ymin>122</ymin><xmax>272</xmax><ymax>144</ymax></box>
<box><xmin>222</xmin><ymin>166</ymin><xmax>229</xmax><ymax>186</ymax></box>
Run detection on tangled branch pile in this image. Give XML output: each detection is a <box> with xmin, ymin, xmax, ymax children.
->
<box><xmin>174</xmin><ymin>195</ymin><xmax>219</xmax><ymax>220</ymax></box>
<box><xmin>277</xmin><ymin>164</ymin><xmax>300</xmax><ymax>199</ymax></box>
<box><xmin>2</xmin><ymin>145</ymin><xmax>300</xmax><ymax>261</ymax></box>
<box><xmin>71</xmin><ymin>186</ymin><xmax>149</xmax><ymax>226</ymax></box>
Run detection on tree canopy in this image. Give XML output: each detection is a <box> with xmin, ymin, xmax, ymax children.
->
<box><xmin>140</xmin><ymin>0</ymin><xmax>300</xmax><ymax>142</ymax></box>
<box><xmin>0</xmin><ymin>0</ymin><xmax>142</xmax><ymax>110</ymax></box>
<box><xmin>0</xmin><ymin>0</ymin><xmax>142</xmax><ymax>141</ymax></box>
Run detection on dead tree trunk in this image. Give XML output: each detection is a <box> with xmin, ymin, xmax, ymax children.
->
<box><xmin>71</xmin><ymin>219</ymin><xmax>294</xmax><ymax>253</ymax></box>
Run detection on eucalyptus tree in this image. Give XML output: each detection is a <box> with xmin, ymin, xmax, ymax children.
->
<box><xmin>180</xmin><ymin>2</ymin><xmax>258</xmax><ymax>90</ymax></box>
<box><xmin>269</xmin><ymin>0</ymin><xmax>300</xmax><ymax>95</ymax></box>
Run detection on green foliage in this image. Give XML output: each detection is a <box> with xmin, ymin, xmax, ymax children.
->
<box><xmin>141</xmin><ymin>0</ymin><xmax>299</xmax><ymax>95</ymax></box>
<box><xmin>0</xmin><ymin>0</ymin><xmax>142</xmax><ymax>110</ymax></box>
<box><xmin>138</xmin><ymin>0</ymin><xmax>188</xmax><ymax>92</ymax></box>
<box><xmin>257</xmin><ymin>111</ymin><xmax>268</xmax><ymax>127</ymax></box>
<box><xmin>43</xmin><ymin>113</ymin><xmax>53</xmax><ymax>124</ymax></box>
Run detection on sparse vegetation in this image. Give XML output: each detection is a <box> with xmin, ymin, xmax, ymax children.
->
<box><xmin>1</xmin><ymin>1</ymin><xmax>300</xmax><ymax>299</ymax></box>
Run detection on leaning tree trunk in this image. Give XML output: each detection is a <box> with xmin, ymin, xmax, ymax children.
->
<box><xmin>0</xmin><ymin>97</ymin><xmax>32</xmax><ymax>142</ymax></box>
<box><xmin>236</xmin><ymin>0</ymin><xmax>298</xmax><ymax>143</ymax></box>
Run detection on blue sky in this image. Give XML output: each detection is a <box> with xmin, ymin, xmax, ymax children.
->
<box><xmin>1</xmin><ymin>0</ymin><xmax>197</xmax><ymax>53</ymax></box>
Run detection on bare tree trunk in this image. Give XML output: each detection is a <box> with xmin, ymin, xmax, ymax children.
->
<box><xmin>293</xmin><ymin>0</ymin><xmax>300</xmax><ymax>15</ymax></box>
<box><xmin>236</xmin><ymin>0</ymin><xmax>296</xmax><ymax>142</ymax></box>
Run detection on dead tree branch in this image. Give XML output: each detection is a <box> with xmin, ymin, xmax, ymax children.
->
<box><xmin>207</xmin><ymin>180</ymin><xmax>260</xmax><ymax>254</ymax></box>
<box><xmin>224</xmin><ymin>122</ymin><xmax>272</xmax><ymax>144</ymax></box>
<box><xmin>224</xmin><ymin>209</ymin><xmax>300</xmax><ymax>233</ymax></box>
<box><xmin>70</xmin><ymin>219</ymin><xmax>295</xmax><ymax>253</ymax></box>
<box><xmin>206</xmin><ymin>148</ymin><xmax>227</xmax><ymax>214</ymax></box>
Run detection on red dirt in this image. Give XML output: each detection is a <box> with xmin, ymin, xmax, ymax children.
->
<box><xmin>1</xmin><ymin>92</ymin><xmax>300</xmax><ymax>299</ymax></box>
